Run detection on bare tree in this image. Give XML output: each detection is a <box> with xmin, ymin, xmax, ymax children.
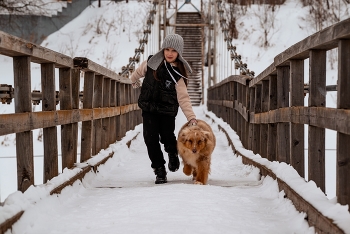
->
<box><xmin>0</xmin><ymin>0</ymin><xmax>60</xmax><ymax>16</ymax></box>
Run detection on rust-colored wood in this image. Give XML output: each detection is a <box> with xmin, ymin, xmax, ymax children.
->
<box><xmin>308</xmin><ymin>50</ymin><xmax>326</xmax><ymax>192</ymax></box>
<box><xmin>41</xmin><ymin>63</ymin><xmax>58</xmax><ymax>182</ymax></box>
<box><xmin>59</xmin><ymin>67</ymin><xmax>75</xmax><ymax>170</ymax></box>
<box><xmin>337</xmin><ymin>39</ymin><xmax>350</xmax><ymax>208</ymax></box>
<box><xmin>13</xmin><ymin>56</ymin><xmax>34</xmax><ymax>192</ymax></box>
<box><xmin>290</xmin><ymin>60</ymin><xmax>305</xmax><ymax>177</ymax></box>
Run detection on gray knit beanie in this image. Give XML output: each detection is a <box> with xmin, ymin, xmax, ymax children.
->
<box><xmin>147</xmin><ymin>34</ymin><xmax>192</xmax><ymax>73</ymax></box>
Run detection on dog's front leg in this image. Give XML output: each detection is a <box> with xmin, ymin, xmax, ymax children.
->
<box><xmin>194</xmin><ymin>160</ymin><xmax>210</xmax><ymax>185</ymax></box>
<box><xmin>183</xmin><ymin>163</ymin><xmax>193</xmax><ymax>176</ymax></box>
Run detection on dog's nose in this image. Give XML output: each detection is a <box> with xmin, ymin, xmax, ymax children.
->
<box><xmin>192</xmin><ymin>149</ymin><xmax>197</xmax><ymax>153</ymax></box>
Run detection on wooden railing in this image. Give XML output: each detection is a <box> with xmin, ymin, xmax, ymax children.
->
<box><xmin>0</xmin><ymin>30</ymin><xmax>141</xmax><ymax>233</ymax></box>
<box><xmin>207</xmin><ymin>18</ymin><xmax>350</xmax><ymax>234</ymax></box>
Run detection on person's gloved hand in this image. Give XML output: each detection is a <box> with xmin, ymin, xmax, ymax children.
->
<box><xmin>132</xmin><ymin>80</ymin><xmax>141</xmax><ymax>89</ymax></box>
<box><xmin>188</xmin><ymin>119</ymin><xmax>197</xmax><ymax>126</ymax></box>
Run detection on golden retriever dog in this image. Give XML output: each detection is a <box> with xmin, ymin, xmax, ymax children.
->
<box><xmin>177</xmin><ymin>119</ymin><xmax>216</xmax><ymax>185</ymax></box>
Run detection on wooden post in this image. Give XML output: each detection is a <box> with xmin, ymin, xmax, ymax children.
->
<box><xmin>267</xmin><ymin>75</ymin><xmax>277</xmax><ymax>161</ymax></box>
<box><xmin>260</xmin><ymin>80</ymin><xmax>269</xmax><ymax>159</ymax></box>
<box><xmin>253</xmin><ymin>85</ymin><xmax>261</xmax><ymax>154</ymax></box>
<box><xmin>71</xmin><ymin>69</ymin><xmax>80</xmax><ymax>163</ymax></box>
<box><xmin>81</xmin><ymin>72</ymin><xmax>94</xmax><ymax>162</ymax></box>
<box><xmin>232</xmin><ymin>82</ymin><xmax>237</xmax><ymax>131</ymax></box>
<box><xmin>236</xmin><ymin>83</ymin><xmax>242</xmax><ymax>142</ymax></box>
<box><xmin>93</xmin><ymin>75</ymin><xmax>103</xmax><ymax>155</ymax></box>
<box><xmin>13</xmin><ymin>56</ymin><xmax>34</xmax><ymax>192</ymax></box>
<box><xmin>244</xmin><ymin>84</ymin><xmax>250</xmax><ymax>148</ymax></box>
<box><xmin>276</xmin><ymin>66</ymin><xmax>290</xmax><ymax>164</ymax></box>
<box><xmin>116</xmin><ymin>82</ymin><xmax>122</xmax><ymax>141</ymax></box>
<box><xmin>120</xmin><ymin>84</ymin><xmax>127</xmax><ymax>138</ymax></box>
<box><xmin>110</xmin><ymin>80</ymin><xmax>117</xmax><ymax>143</ymax></box>
<box><xmin>41</xmin><ymin>63</ymin><xmax>58</xmax><ymax>182</ymax></box>
<box><xmin>290</xmin><ymin>59</ymin><xmax>305</xmax><ymax>177</ymax></box>
<box><xmin>102</xmin><ymin>78</ymin><xmax>111</xmax><ymax>149</ymax></box>
<box><xmin>336</xmin><ymin>39</ymin><xmax>350</xmax><ymax>207</ymax></box>
<box><xmin>248</xmin><ymin>87</ymin><xmax>255</xmax><ymax>150</ymax></box>
<box><xmin>59</xmin><ymin>67</ymin><xmax>74</xmax><ymax>169</ymax></box>
<box><xmin>308</xmin><ymin>49</ymin><xmax>326</xmax><ymax>192</ymax></box>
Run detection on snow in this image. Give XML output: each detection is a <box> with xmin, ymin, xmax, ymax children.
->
<box><xmin>1</xmin><ymin>0</ymin><xmax>350</xmax><ymax>233</ymax></box>
<box><xmin>2</xmin><ymin>106</ymin><xmax>319</xmax><ymax>234</ymax></box>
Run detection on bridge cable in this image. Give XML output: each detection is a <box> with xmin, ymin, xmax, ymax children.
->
<box><xmin>215</xmin><ymin>0</ymin><xmax>255</xmax><ymax>78</ymax></box>
<box><xmin>119</xmin><ymin>0</ymin><xmax>159</xmax><ymax>77</ymax></box>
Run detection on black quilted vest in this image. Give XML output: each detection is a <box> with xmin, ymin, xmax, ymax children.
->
<box><xmin>138</xmin><ymin>56</ymin><xmax>181</xmax><ymax>116</ymax></box>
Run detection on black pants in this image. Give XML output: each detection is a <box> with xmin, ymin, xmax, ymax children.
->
<box><xmin>142</xmin><ymin>111</ymin><xmax>178</xmax><ymax>169</ymax></box>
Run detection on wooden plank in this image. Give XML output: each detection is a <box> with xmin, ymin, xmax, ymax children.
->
<box><xmin>275</xmin><ymin>18</ymin><xmax>350</xmax><ymax>66</ymax></box>
<box><xmin>249</xmin><ymin>63</ymin><xmax>276</xmax><ymax>87</ymax></box>
<box><xmin>289</xmin><ymin>60</ymin><xmax>305</xmax><ymax>177</ymax></box>
<box><xmin>73</xmin><ymin>57</ymin><xmax>130</xmax><ymax>83</ymax></box>
<box><xmin>0</xmin><ymin>211</ymin><xmax>24</xmax><ymax>234</ymax></box>
<box><xmin>308</xmin><ymin>50</ymin><xmax>326</xmax><ymax>192</ymax></box>
<box><xmin>13</xmin><ymin>56</ymin><xmax>34</xmax><ymax>192</ymax></box>
<box><xmin>59</xmin><ymin>67</ymin><xmax>75</xmax><ymax>169</ymax></box>
<box><xmin>41</xmin><ymin>63</ymin><xmax>58</xmax><ymax>182</ymax></box>
<box><xmin>0</xmin><ymin>31</ymin><xmax>73</xmax><ymax>68</ymax></box>
<box><xmin>208</xmin><ymin>75</ymin><xmax>251</xmax><ymax>90</ymax></box>
<box><xmin>0</xmin><ymin>106</ymin><xmax>127</xmax><ymax>136</ymax></box>
<box><xmin>337</xmin><ymin>39</ymin><xmax>350</xmax><ymax>208</ymax></box>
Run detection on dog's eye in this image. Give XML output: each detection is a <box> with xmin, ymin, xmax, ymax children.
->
<box><xmin>198</xmin><ymin>140</ymin><xmax>202</xmax><ymax>144</ymax></box>
<box><xmin>188</xmin><ymin>140</ymin><xmax>192</xmax><ymax>144</ymax></box>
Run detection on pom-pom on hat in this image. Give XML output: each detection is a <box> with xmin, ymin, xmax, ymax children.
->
<box><xmin>147</xmin><ymin>34</ymin><xmax>192</xmax><ymax>73</ymax></box>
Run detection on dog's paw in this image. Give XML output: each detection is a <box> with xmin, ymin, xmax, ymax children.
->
<box><xmin>194</xmin><ymin>181</ymin><xmax>203</xmax><ymax>185</ymax></box>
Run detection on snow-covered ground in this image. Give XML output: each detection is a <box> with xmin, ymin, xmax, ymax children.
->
<box><xmin>0</xmin><ymin>106</ymin><xmax>318</xmax><ymax>234</ymax></box>
<box><xmin>1</xmin><ymin>0</ymin><xmax>350</xmax><ymax>232</ymax></box>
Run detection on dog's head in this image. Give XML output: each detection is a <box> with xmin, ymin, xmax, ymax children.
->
<box><xmin>178</xmin><ymin>126</ymin><xmax>211</xmax><ymax>154</ymax></box>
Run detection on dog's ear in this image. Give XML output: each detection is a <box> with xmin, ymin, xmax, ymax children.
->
<box><xmin>202</xmin><ymin>131</ymin><xmax>211</xmax><ymax>139</ymax></box>
<box><xmin>178</xmin><ymin>130</ymin><xmax>188</xmax><ymax>143</ymax></box>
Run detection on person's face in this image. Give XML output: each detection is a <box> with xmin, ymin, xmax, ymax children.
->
<box><xmin>163</xmin><ymin>48</ymin><xmax>178</xmax><ymax>63</ymax></box>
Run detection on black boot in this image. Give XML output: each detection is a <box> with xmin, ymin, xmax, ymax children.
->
<box><xmin>154</xmin><ymin>166</ymin><xmax>167</xmax><ymax>184</ymax></box>
<box><xmin>168</xmin><ymin>153</ymin><xmax>180</xmax><ymax>172</ymax></box>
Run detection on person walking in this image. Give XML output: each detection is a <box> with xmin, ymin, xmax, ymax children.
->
<box><xmin>129</xmin><ymin>34</ymin><xmax>197</xmax><ymax>184</ymax></box>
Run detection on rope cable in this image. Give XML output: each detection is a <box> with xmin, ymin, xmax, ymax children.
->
<box><xmin>119</xmin><ymin>0</ymin><xmax>159</xmax><ymax>77</ymax></box>
<box><xmin>215</xmin><ymin>0</ymin><xmax>254</xmax><ymax>78</ymax></box>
